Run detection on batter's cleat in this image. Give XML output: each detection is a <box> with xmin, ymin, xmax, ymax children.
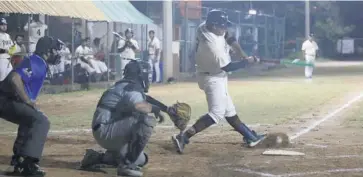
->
<box><xmin>79</xmin><ymin>149</ymin><xmax>103</xmax><ymax>169</ymax></box>
<box><xmin>117</xmin><ymin>165</ymin><xmax>143</xmax><ymax>177</ymax></box>
<box><xmin>171</xmin><ymin>134</ymin><xmax>189</xmax><ymax>154</ymax></box>
<box><xmin>247</xmin><ymin>134</ymin><xmax>266</xmax><ymax>148</ymax></box>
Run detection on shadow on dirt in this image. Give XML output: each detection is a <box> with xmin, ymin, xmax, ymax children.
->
<box><xmin>46</xmin><ymin>136</ymin><xmax>95</xmax><ymax>145</ymax></box>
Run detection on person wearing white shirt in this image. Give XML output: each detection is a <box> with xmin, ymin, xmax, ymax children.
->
<box><xmin>301</xmin><ymin>34</ymin><xmax>319</xmax><ymax>79</ymax></box>
<box><xmin>75</xmin><ymin>38</ymin><xmax>96</xmax><ymax>74</ymax></box>
<box><xmin>24</xmin><ymin>15</ymin><xmax>48</xmax><ymax>54</ymax></box>
<box><xmin>0</xmin><ymin>18</ymin><xmax>14</xmax><ymax>81</ymax></box>
<box><xmin>117</xmin><ymin>28</ymin><xmax>140</xmax><ymax>77</ymax></box>
<box><xmin>147</xmin><ymin>30</ymin><xmax>161</xmax><ymax>83</ymax></box>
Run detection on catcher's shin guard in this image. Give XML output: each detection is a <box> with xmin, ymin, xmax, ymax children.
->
<box><xmin>125</xmin><ymin>115</ymin><xmax>155</xmax><ymax>164</ymax></box>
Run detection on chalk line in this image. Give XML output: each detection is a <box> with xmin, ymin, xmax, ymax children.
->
<box><xmin>0</xmin><ymin>124</ymin><xmax>262</xmax><ymax>135</ymax></box>
<box><xmin>280</xmin><ymin>168</ymin><xmax>363</xmax><ymax>177</ymax></box>
<box><xmin>289</xmin><ymin>92</ymin><xmax>363</xmax><ymax>140</ymax></box>
<box><xmin>227</xmin><ymin>167</ymin><xmax>277</xmax><ymax>177</ymax></box>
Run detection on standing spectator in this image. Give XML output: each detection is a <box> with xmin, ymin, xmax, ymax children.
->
<box><xmin>147</xmin><ymin>30</ymin><xmax>161</xmax><ymax>83</ymax></box>
<box><xmin>24</xmin><ymin>15</ymin><xmax>48</xmax><ymax>54</ymax></box>
<box><xmin>117</xmin><ymin>28</ymin><xmax>140</xmax><ymax>78</ymax></box>
<box><xmin>301</xmin><ymin>34</ymin><xmax>319</xmax><ymax>80</ymax></box>
<box><xmin>0</xmin><ymin>18</ymin><xmax>14</xmax><ymax>81</ymax></box>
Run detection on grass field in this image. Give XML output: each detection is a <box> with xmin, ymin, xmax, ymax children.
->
<box><xmin>1</xmin><ymin>61</ymin><xmax>363</xmax><ymax>177</ymax></box>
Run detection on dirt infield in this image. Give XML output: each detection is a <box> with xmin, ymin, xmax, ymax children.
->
<box><xmin>1</xmin><ymin>61</ymin><xmax>363</xmax><ymax>177</ymax></box>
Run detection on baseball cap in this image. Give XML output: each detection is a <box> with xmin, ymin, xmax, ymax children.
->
<box><xmin>0</xmin><ymin>18</ymin><xmax>7</xmax><ymax>25</ymax></box>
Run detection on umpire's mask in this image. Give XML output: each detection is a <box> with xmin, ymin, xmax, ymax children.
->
<box><xmin>123</xmin><ymin>60</ymin><xmax>151</xmax><ymax>93</ymax></box>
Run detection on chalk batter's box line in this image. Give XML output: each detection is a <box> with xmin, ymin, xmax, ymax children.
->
<box><xmin>226</xmin><ymin>167</ymin><xmax>363</xmax><ymax>177</ymax></box>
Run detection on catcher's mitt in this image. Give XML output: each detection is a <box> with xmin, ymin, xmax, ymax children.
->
<box><xmin>167</xmin><ymin>102</ymin><xmax>191</xmax><ymax>131</ymax></box>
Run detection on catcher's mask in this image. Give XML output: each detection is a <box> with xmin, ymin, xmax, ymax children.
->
<box><xmin>34</xmin><ymin>36</ymin><xmax>63</xmax><ymax>65</ymax></box>
<box><xmin>123</xmin><ymin>59</ymin><xmax>151</xmax><ymax>93</ymax></box>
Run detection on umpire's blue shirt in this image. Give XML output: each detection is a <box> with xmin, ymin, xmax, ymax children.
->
<box><xmin>15</xmin><ymin>54</ymin><xmax>47</xmax><ymax>102</ymax></box>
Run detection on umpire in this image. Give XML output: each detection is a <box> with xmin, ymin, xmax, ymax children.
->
<box><xmin>79</xmin><ymin>60</ymin><xmax>170</xmax><ymax>177</ymax></box>
<box><xmin>0</xmin><ymin>36</ymin><xmax>62</xmax><ymax>176</ymax></box>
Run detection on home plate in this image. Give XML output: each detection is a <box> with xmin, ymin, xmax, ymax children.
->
<box><xmin>262</xmin><ymin>149</ymin><xmax>305</xmax><ymax>156</ymax></box>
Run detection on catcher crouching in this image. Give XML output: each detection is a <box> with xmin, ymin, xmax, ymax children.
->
<box><xmin>79</xmin><ymin>60</ymin><xmax>191</xmax><ymax>177</ymax></box>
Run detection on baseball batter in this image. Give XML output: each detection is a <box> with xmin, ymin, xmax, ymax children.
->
<box><xmin>24</xmin><ymin>15</ymin><xmax>48</xmax><ymax>54</ymax></box>
<box><xmin>0</xmin><ymin>36</ymin><xmax>62</xmax><ymax>176</ymax></box>
<box><xmin>79</xmin><ymin>60</ymin><xmax>173</xmax><ymax>176</ymax></box>
<box><xmin>172</xmin><ymin>10</ymin><xmax>266</xmax><ymax>154</ymax></box>
<box><xmin>301</xmin><ymin>34</ymin><xmax>319</xmax><ymax>80</ymax></box>
<box><xmin>0</xmin><ymin>18</ymin><xmax>14</xmax><ymax>81</ymax></box>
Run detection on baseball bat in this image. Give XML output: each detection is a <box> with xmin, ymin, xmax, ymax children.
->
<box><xmin>112</xmin><ymin>31</ymin><xmax>125</xmax><ymax>40</ymax></box>
<box><xmin>260</xmin><ymin>58</ymin><xmax>314</xmax><ymax>67</ymax></box>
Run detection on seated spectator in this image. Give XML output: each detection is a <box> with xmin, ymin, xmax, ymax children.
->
<box><xmin>90</xmin><ymin>37</ymin><xmax>108</xmax><ymax>74</ymax></box>
<box><xmin>75</xmin><ymin>37</ymin><xmax>97</xmax><ymax>75</ymax></box>
<box><xmin>11</xmin><ymin>35</ymin><xmax>27</xmax><ymax>67</ymax></box>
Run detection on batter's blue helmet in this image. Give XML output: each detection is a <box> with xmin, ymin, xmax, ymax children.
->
<box><xmin>206</xmin><ymin>10</ymin><xmax>232</xmax><ymax>28</ymax></box>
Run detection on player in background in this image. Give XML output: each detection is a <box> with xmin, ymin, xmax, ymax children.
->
<box><xmin>24</xmin><ymin>15</ymin><xmax>48</xmax><ymax>54</ymax></box>
<box><xmin>147</xmin><ymin>30</ymin><xmax>161</xmax><ymax>83</ymax></box>
<box><xmin>118</xmin><ymin>28</ymin><xmax>140</xmax><ymax>78</ymax></box>
<box><xmin>0</xmin><ymin>36</ymin><xmax>62</xmax><ymax>176</ymax></box>
<box><xmin>0</xmin><ymin>18</ymin><xmax>14</xmax><ymax>81</ymax></box>
<box><xmin>301</xmin><ymin>34</ymin><xmax>319</xmax><ymax>80</ymax></box>
<box><xmin>172</xmin><ymin>10</ymin><xmax>266</xmax><ymax>154</ymax></box>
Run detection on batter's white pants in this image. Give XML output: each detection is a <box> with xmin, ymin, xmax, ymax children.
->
<box><xmin>0</xmin><ymin>58</ymin><xmax>12</xmax><ymax>81</ymax></box>
<box><xmin>120</xmin><ymin>58</ymin><xmax>131</xmax><ymax>78</ymax></box>
<box><xmin>148</xmin><ymin>55</ymin><xmax>161</xmax><ymax>83</ymax></box>
<box><xmin>197</xmin><ymin>73</ymin><xmax>237</xmax><ymax>124</ymax></box>
<box><xmin>305</xmin><ymin>55</ymin><xmax>315</xmax><ymax>78</ymax></box>
<box><xmin>89</xmin><ymin>59</ymin><xmax>108</xmax><ymax>74</ymax></box>
<box><xmin>28</xmin><ymin>43</ymin><xmax>36</xmax><ymax>54</ymax></box>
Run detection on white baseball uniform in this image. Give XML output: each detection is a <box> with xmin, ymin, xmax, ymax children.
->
<box><xmin>75</xmin><ymin>45</ymin><xmax>96</xmax><ymax>73</ymax></box>
<box><xmin>301</xmin><ymin>40</ymin><xmax>319</xmax><ymax>78</ymax></box>
<box><xmin>195</xmin><ymin>22</ymin><xmax>236</xmax><ymax>124</ymax></box>
<box><xmin>0</xmin><ymin>32</ymin><xmax>14</xmax><ymax>81</ymax></box>
<box><xmin>118</xmin><ymin>38</ymin><xmax>139</xmax><ymax>76</ymax></box>
<box><xmin>147</xmin><ymin>37</ymin><xmax>161</xmax><ymax>82</ymax></box>
<box><xmin>24</xmin><ymin>22</ymin><xmax>48</xmax><ymax>54</ymax></box>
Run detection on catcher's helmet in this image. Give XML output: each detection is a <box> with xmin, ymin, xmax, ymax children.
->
<box><xmin>123</xmin><ymin>60</ymin><xmax>151</xmax><ymax>93</ymax></box>
<box><xmin>206</xmin><ymin>9</ymin><xmax>232</xmax><ymax>28</ymax></box>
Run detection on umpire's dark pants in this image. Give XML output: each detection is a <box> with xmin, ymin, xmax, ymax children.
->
<box><xmin>0</xmin><ymin>95</ymin><xmax>50</xmax><ymax>160</ymax></box>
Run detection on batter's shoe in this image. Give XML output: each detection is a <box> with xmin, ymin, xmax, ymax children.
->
<box><xmin>117</xmin><ymin>165</ymin><xmax>143</xmax><ymax>177</ymax></box>
<box><xmin>79</xmin><ymin>149</ymin><xmax>104</xmax><ymax>169</ymax></box>
<box><xmin>247</xmin><ymin>134</ymin><xmax>266</xmax><ymax>148</ymax></box>
<box><xmin>171</xmin><ymin>133</ymin><xmax>189</xmax><ymax>154</ymax></box>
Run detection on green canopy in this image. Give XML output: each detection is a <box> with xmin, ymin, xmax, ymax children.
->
<box><xmin>93</xmin><ymin>0</ymin><xmax>154</xmax><ymax>24</ymax></box>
